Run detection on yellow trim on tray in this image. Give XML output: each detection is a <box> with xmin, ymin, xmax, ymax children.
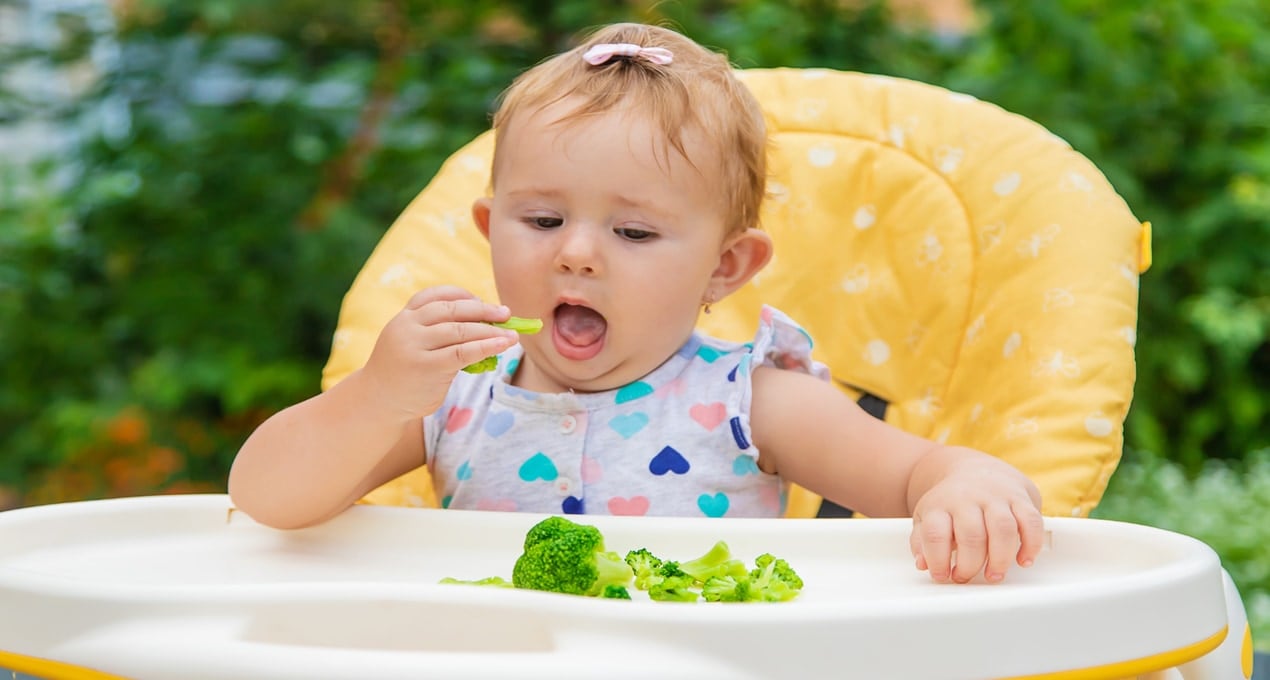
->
<box><xmin>1001</xmin><ymin>626</ymin><xmax>1227</xmax><ymax>680</ymax></box>
<box><xmin>0</xmin><ymin>649</ymin><xmax>128</xmax><ymax>680</ymax></box>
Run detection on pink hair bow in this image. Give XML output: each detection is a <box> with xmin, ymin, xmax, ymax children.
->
<box><xmin>582</xmin><ymin>43</ymin><xmax>674</xmax><ymax>66</ymax></box>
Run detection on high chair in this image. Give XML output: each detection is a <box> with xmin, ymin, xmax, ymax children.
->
<box><xmin>322</xmin><ymin>68</ymin><xmax>1252</xmax><ymax>679</ymax></box>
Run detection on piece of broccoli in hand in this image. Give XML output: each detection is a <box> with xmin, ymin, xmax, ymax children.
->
<box><xmin>601</xmin><ymin>584</ymin><xmax>632</xmax><ymax>599</ymax></box>
<box><xmin>679</xmin><ymin>540</ymin><xmax>748</xmax><ymax>585</ymax></box>
<box><xmin>511</xmin><ymin>516</ymin><xmax>633</xmax><ymax>597</ymax></box>
<box><xmin>461</xmin><ymin>355</ymin><xmax>499</xmax><ymax>374</ymax></box>
<box><xmin>490</xmin><ymin>317</ymin><xmax>543</xmax><ymax>334</ymax></box>
<box><xmin>462</xmin><ymin>316</ymin><xmax>543</xmax><ymax>373</ymax></box>
<box><xmin>439</xmin><ymin>575</ymin><xmax>514</xmax><ymax>587</ymax></box>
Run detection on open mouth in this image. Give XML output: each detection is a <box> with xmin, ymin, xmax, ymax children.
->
<box><xmin>552</xmin><ymin>303</ymin><xmax>607</xmax><ymax>361</ymax></box>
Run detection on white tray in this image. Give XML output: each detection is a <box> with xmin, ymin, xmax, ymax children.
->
<box><xmin>0</xmin><ymin>494</ymin><xmax>1229</xmax><ymax>679</ymax></box>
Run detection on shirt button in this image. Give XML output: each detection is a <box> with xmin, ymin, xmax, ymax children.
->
<box><xmin>555</xmin><ymin>478</ymin><xmax>575</xmax><ymax>496</ymax></box>
<box><xmin>559</xmin><ymin>414</ymin><xmax>577</xmax><ymax>434</ymax></box>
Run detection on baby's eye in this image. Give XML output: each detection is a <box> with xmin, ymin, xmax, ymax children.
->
<box><xmin>526</xmin><ymin>216</ymin><xmax>563</xmax><ymax>229</ymax></box>
<box><xmin>615</xmin><ymin>227</ymin><xmax>655</xmax><ymax>242</ymax></box>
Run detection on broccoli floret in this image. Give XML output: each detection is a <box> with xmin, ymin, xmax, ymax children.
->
<box><xmin>520</xmin><ymin>515</ymin><xmax>574</xmax><ymax>549</ymax></box>
<box><xmin>747</xmin><ymin>553</ymin><xmax>804</xmax><ymax>602</ymax></box>
<box><xmin>698</xmin><ymin>553</ymin><xmax>804</xmax><ymax>603</ymax></box>
<box><xmin>601</xmin><ymin>584</ymin><xmax>632</xmax><ymax>599</ymax></box>
<box><xmin>701</xmin><ymin>574</ymin><xmax>752</xmax><ymax>602</ymax></box>
<box><xmin>511</xmin><ymin>516</ymin><xmax>633</xmax><ymax>597</ymax></box>
<box><xmin>637</xmin><ymin>559</ymin><xmax>685</xmax><ymax>589</ymax></box>
<box><xmin>625</xmin><ymin>552</ymin><xmax>683</xmax><ymax>595</ymax></box>
<box><xmin>679</xmin><ymin>540</ymin><xmax>748</xmax><ymax>585</ymax></box>
<box><xmin>658</xmin><ymin>561</ymin><xmax>688</xmax><ymax>579</ymax></box>
<box><xmin>753</xmin><ymin>553</ymin><xmax>804</xmax><ymax>589</ymax></box>
<box><xmin>438</xmin><ymin>576</ymin><xmax>513</xmax><ymax>587</ymax></box>
<box><xmin>648</xmin><ymin>575</ymin><xmax>700</xmax><ymax>602</ymax></box>
<box><xmin>624</xmin><ymin>548</ymin><xmax>666</xmax><ymax>590</ymax></box>
<box><xmin>443</xmin><ymin>520</ymin><xmax>802</xmax><ymax>604</ymax></box>
<box><xmin>644</xmin><ymin>561</ymin><xmax>699</xmax><ymax>602</ymax></box>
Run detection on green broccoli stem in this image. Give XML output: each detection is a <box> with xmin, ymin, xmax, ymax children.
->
<box><xmin>679</xmin><ymin>541</ymin><xmax>747</xmax><ymax>584</ymax></box>
<box><xmin>587</xmin><ymin>550</ymin><xmax>634</xmax><ymax>596</ymax></box>
<box><xmin>490</xmin><ymin>316</ymin><xmax>543</xmax><ymax>334</ymax></box>
<box><xmin>439</xmin><ymin>576</ymin><xmax>513</xmax><ymax>587</ymax></box>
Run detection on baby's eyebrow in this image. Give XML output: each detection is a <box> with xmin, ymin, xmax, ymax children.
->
<box><xmin>610</xmin><ymin>195</ymin><xmax>679</xmax><ymax>223</ymax></box>
<box><xmin>504</xmin><ymin>188</ymin><xmax>671</xmax><ymax>219</ymax></box>
<box><xmin>505</xmin><ymin>187</ymin><xmax>565</xmax><ymax>201</ymax></box>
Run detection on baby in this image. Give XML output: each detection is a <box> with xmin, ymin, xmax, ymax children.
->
<box><xmin>229</xmin><ymin>23</ymin><xmax>1045</xmax><ymax>584</ymax></box>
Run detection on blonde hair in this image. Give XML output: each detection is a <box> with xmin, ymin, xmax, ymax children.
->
<box><xmin>490</xmin><ymin>23</ymin><xmax>768</xmax><ymax>234</ymax></box>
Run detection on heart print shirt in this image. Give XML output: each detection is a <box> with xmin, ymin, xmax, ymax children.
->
<box><xmin>422</xmin><ymin>305</ymin><xmax>830</xmax><ymax>518</ymax></box>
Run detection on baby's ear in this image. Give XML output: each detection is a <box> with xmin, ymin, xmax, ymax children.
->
<box><xmin>472</xmin><ymin>197</ymin><xmax>493</xmax><ymax>240</ymax></box>
<box><xmin>711</xmin><ymin>228</ymin><xmax>773</xmax><ymax>298</ymax></box>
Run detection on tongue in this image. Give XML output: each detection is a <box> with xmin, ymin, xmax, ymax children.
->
<box><xmin>555</xmin><ymin>305</ymin><xmax>606</xmax><ymax>347</ymax></box>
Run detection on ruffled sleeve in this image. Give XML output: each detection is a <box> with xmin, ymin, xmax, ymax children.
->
<box><xmin>724</xmin><ymin>305</ymin><xmax>831</xmax><ymax>460</ymax></box>
<box><xmin>749</xmin><ymin>305</ymin><xmax>831</xmax><ymax>381</ymax></box>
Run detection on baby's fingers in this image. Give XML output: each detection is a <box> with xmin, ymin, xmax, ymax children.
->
<box><xmin>405</xmin><ymin>285</ymin><xmax>480</xmax><ymax>310</ymax></box>
<box><xmin>908</xmin><ymin>524</ymin><xmax>927</xmax><ymax>572</ymax></box>
<box><xmin>911</xmin><ymin>512</ymin><xmax>954</xmax><ymax>583</ymax></box>
<box><xmin>949</xmin><ymin>507</ymin><xmax>989</xmax><ymax>584</ymax></box>
<box><xmin>403</xmin><ymin>288</ymin><xmax>511</xmax><ymax>328</ymax></box>
<box><xmin>982</xmin><ymin>504</ymin><xmax>1023</xmax><ymax>583</ymax></box>
<box><xmin>1014</xmin><ymin>500</ymin><xmax>1047</xmax><ymax>568</ymax></box>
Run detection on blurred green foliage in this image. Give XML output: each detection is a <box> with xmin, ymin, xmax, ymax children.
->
<box><xmin>1</xmin><ymin>2</ymin><xmax>1266</xmax><ymax>501</ymax></box>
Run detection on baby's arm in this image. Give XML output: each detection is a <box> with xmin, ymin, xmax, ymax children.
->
<box><xmin>228</xmin><ymin>286</ymin><xmax>519</xmax><ymax>529</ymax></box>
<box><xmin>750</xmin><ymin>366</ymin><xmax>1044</xmax><ymax>583</ymax></box>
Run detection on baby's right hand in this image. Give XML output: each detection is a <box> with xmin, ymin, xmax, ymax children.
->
<box><xmin>361</xmin><ymin>286</ymin><xmax>519</xmax><ymax>421</ymax></box>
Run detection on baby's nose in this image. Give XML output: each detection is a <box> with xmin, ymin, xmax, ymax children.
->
<box><xmin>555</xmin><ymin>227</ymin><xmax>601</xmax><ymax>275</ymax></box>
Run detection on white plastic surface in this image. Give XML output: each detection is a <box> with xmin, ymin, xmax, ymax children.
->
<box><xmin>0</xmin><ymin>494</ymin><xmax>1231</xmax><ymax>680</ymax></box>
<box><xmin>1177</xmin><ymin>569</ymin><xmax>1251</xmax><ymax>680</ymax></box>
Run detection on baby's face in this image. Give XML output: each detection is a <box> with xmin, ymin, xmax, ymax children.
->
<box><xmin>478</xmin><ymin>99</ymin><xmax>731</xmax><ymax>394</ymax></box>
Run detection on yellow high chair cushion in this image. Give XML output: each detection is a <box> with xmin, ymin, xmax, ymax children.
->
<box><xmin>323</xmin><ymin>68</ymin><xmax>1148</xmax><ymax>519</ymax></box>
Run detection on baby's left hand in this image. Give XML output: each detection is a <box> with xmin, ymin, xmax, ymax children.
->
<box><xmin>909</xmin><ymin>458</ymin><xmax>1045</xmax><ymax>584</ymax></box>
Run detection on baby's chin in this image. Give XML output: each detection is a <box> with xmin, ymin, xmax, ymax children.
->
<box><xmin>517</xmin><ymin>342</ymin><xmax>660</xmax><ymax>395</ymax></box>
